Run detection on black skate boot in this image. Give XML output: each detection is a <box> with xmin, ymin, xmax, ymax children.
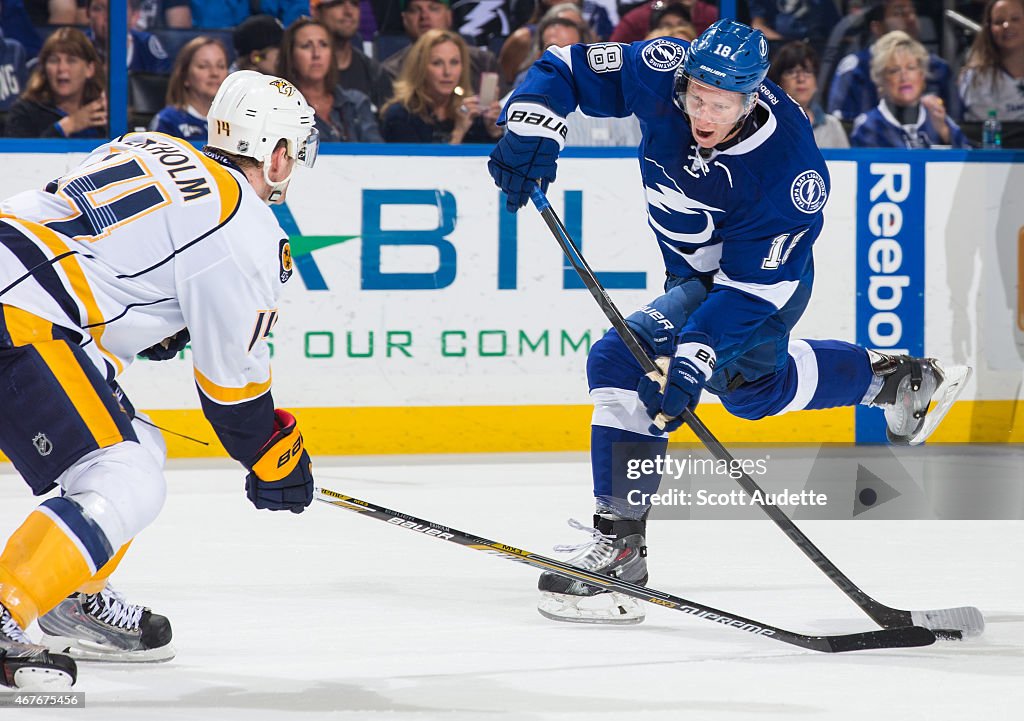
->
<box><xmin>38</xmin><ymin>585</ymin><xmax>174</xmax><ymax>663</ymax></box>
<box><xmin>863</xmin><ymin>351</ymin><xmax>971</xmax><ymax>445</ymax></box>
<box><xmin>537</xmin><ymin>515</ymin><xmax>648</xmax><ymax>624</ymax></box>
<box><xmin>1</xmin><ymin>602</ymin><xmax>77</xmax><ymax>689</ymax></box>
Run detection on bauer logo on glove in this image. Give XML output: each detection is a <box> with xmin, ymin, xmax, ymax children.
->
<box><xmin>246</xmin><ymin>409</ymin><xmax>315</xmax><ymax>513</ymax></box>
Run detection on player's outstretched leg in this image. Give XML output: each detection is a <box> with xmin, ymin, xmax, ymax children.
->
<box><xmin>1</xmin><ymin>602</ymin><xmax>77</xmax><ymax>689</ymax></box>
<box><xmin>537</xmin><ymin>328</ymin><xmax>670</xmax><ymax>624</ymax></box>
<box><xmin>538</xmin><ymin>514</ymin><xmax>649</xmax><ymax>625</ymax></box>
<box><xmin>861</xmin><ymin>350</ymin><xmax>972</xmax><ymax>445</ymax></box>
<box><xmin>38</xmin><ymin>584</ymin><xmax>173</xmax><ymax>663</ymax></box>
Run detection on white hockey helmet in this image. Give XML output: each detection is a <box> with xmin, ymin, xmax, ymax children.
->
<box><xmin>206</xmin><ymin>70</ymin><xmax>319</xmax><ymax>200</ymax></box>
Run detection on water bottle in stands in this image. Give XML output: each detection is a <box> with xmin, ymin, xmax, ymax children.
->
<box><xmin>982</xmin><ymin>109</ymin><xmax>1002</xmax><ymax>149</ymax></box>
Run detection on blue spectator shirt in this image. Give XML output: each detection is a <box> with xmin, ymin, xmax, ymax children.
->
<box><xmin>191</xmin><ymin>0</ymin><xmax>250</xmax><ymax>28</ymax></box>
<box><xmin>849</xmin><ymin>101</ymin><xmax>970</xmax><ymax>148</ymax></box>
<box><xmin>0</xmin><ymin>0</ymin><xmax>40</xmax><ymax>57</ymax></box>
<box><xmin>150</xmin><ymin>105</ymin><xmax>208</xmax><ymax>141</ymax></box>
<box><xmin>85</xmin><ymin>28</ymin><xmax>172</xmax><ymax>73</ymax></box>
<box><xmin>746</xmin><ymin>0</ymin><xmax>840</xmax><ymax>43</ymax></box>
<box><xmin>129</xmin><ymin>29</ymin><xmax>172</xmax><ymax>73</ymax></box>
<box><xmin>827</xmin><ymin>47</ymin><xmax>957</xmax><ymax>122</ymax></box>
<box><xmin>0</xmin><ymin>27</ymin><xmax>28</xmax><ymax>112</ymax></box>
<box><xmin>260</xmin><ymin>0</ymin><xmax>309</xmax><ymax>28</ymax></box>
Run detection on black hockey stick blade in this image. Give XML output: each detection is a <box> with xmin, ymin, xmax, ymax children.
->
<box><xmin>528</xmin><ymin>188</ymin><xmax>984</xmax><ymax>639</ymax></box>
<box><xmin>315</xmin><ymin>486</ymin><xmax>937</xmax><ymax>653</ymax></box>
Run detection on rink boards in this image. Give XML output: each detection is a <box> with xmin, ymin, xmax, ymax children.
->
<box><xmin>0</xmin><ymin>144</ymin><xmax>1020</xmax><ymax>456</ymax></box>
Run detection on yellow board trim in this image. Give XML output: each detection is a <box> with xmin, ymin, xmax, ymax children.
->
<box><xmin>0</xmin><ymin>402</ymin><xmax>1016</xmax><ymax>462</ymax></box>
<box><xmin>34</xmin><ymin>341</ymin><xmax>124</xmax><ymax>448</ymax></box>
<box><xmin>194</xmin><ymin>367</ymin><xmax>273</xmax><ymax>404</ymax></box>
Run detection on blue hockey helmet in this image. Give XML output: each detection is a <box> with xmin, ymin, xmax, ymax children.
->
<box><xmin>678</xmin><ymin>19</ymin><xmax>770</xmax><ymax>94</ymax></box>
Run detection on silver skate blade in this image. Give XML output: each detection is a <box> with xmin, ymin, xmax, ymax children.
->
<box><xmin>41</xmin><ymin>635</ymin><xmax>175</xmax><ymax>663</ymax></box>
<box><xmin>909</xmin><ymin>364</ymin><xmax>972</xmax><ymax>446</ymax></box>
<box><xmin>910</xmin><ymin>606</ymin><xmax>985</xmax><ymax>638</ymax></box>
<box><xmin>537</xmin><ymin>592</ymin><xmax>645</xmax><ymax>625</ymax></box>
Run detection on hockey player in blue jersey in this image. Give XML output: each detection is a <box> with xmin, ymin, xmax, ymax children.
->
<box><xmin>487</xmin><ymin>19</ymin><xmax>971</xmax><ymax>624</ymax></box>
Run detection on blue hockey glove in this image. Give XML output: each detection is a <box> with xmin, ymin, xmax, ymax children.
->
<box><xmin>245</xmin><ymin>409</ymin><xmax>314</xmax><ymax>513</ymax></box>
<box><xmin>637</xmin><ymin>333</ymin><xmax>716</xmax><ymax>435</ymax></box>
<box><xmin>488</xmin><ymin>131</ymin><xmax>560</xmax><ymax>212</ymax></box>
<box><xmin>625</xmin><ymin>279</ymin><xmax>711</xmax><ymax>357</ymax></box>
<box><xmin>138</xmin><ymin>328</ymin><xmax>189</xmax><ymax>361</ymax></box>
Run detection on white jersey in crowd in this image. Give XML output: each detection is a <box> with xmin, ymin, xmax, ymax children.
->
<box><xmin>958</xmin><ymin>67</ymin><xmax>1024</xmax><ymax>122</ymax></box>
<box><xmin>0</xmin><ymin>131</ymin><xmax>289</xmax><ymax>408</ymax></box>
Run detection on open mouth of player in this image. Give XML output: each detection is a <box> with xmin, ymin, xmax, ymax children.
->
<box><xmin>695</xmin><ymin>128</ymin><xmax>716</xmax><ymax>141</ymax></box>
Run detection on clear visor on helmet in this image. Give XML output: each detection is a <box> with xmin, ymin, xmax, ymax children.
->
<box><xmin>295</xmin><ymin>126</ymin><xmax>319</xmax><ymax>168</ymax></box>
<box><xmin>678</xmin><ymin>79</ymin><xmax>756</xmax><ymax>126</ymax></box>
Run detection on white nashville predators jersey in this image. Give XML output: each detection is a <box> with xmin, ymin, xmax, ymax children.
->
<box><xmin>0</xmin><ymin>131</ymin><xmax>289</xmax><ymax>409</ymax></box>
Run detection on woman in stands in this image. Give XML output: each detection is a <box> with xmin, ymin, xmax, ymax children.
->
<box><xmin>498</xmin><ymin>2</ymin><xmax>594</xmax><ymax>85</ymax></box>
<box><xmin>277</xmin><ymin>16</ymin><xmax>382</xmax><ymax>142</ymax></box>
<box><xmin>380</xmin><ymin>28</ymin><xmax>502</xmax><ymax>144</ymax></box>
<box><xmin>5</xmin><ymin>28</ymin><xmax>106</xmax><ymax>138</ymax></box>
<box><xmin>850</xmin><ymin>30</ymin><xmax>970</xmax><ymax>147</ymax></box>
<box><xmin>150</xmin><ymin>36</ymin><xmax>229</xmax><ymax>141</ymax></box>
<box><xmin>768</xmin><ymin>41</ymin><xmax>849</xmax><ymax>148</ymax></box>
<box><xmin>959</xmin><ymin>0</ymin><xmax>1024</xmax><ymax>121</ymax></box>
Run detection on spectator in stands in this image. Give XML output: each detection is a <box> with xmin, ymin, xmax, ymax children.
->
<box><xmin>0</xmin><ymin>13</ymin><xmax>28</xmax><ymax>113</ymax></box>
<box><xmin>769</xmin><ymin>41</ymin><xmax>849</xmax><ymax>148</ymax></box>
<box><xmin>190</xmin><ymin>0</ymin><xmax>249</xmax><ymax>29</ymax></box>
<box><xmin>26</xmin><ymin>0</ymin><xmax>77</xmax><ymax>24</ymax></box>
<box><xmin>959</xmin><ymin>0</ymin><xmax>1024</xmax><ymax>121</ymax></box>
<box><xmin>499</xmin><ymin>2</ymin><xmax>592</xmax><ymax>85</ymax></box>
<box><xmin>850</xmin><ymin>30</ymin><xmax>970</xmax><ymax>147</ymax></box>
<box><xmin>828</xmin><ymin>0</ymin><xmax>957</xmax><ymax>121</ymax></box>
<box><xmin>611</xmin><ymin>0</ymin><xmax>716</xmax><ymax>43</ymax></box>
<box><xmin>507</xmin><ymin>12</ymin><xmax>588</xmax><ymax>87</ymax></box>
<box><xmin>233</xmin><ymin>14</ymin><xmax>284</xmax><ymax>74</ymax></box>
<box><xmin>747</xmin><ymin>0</ymin><xmax>840</xmax><ymax>56</ymax></box>
<box><xmin>648</xmin><ymin>0</ymin><xmax>694</xmax><ymax>37</ymax></box>
<box><xmin>312</xmin><ymin>0</ymin><xmax>393</xmax><ymax>112</ymax></box>
<box><xmin>149</xmin><ymin>36</ymin><xmax>228</xmax><ymax>140</ymax></box>
<box><xmin>4</xmin><ymin>0</ymin><xmax>46</xmax><ymax>57</ymax></box>
<box><xmin>381</xmin><ymin>0</ymin><xmax>502</xmax><ymax>97</ymax></box>
<box><xmin>132</xmin><ymin>0</ymin><xmax>191</xmax><ymax>30</ymax></box>
<box><xmin>380</xmin><ymin>28</ymin><xmax>502</xmax><ymax>143</ymax></box>
<box><xmin>261</xmin><ymin>0</ymin><xmax>309</xmax><ymax>28</ymax></box>
<box><xmin>448</xmin><ymin>0</ymin><xmax>532</xmax><ymax>48</ymax></box>
<box><xmin>87</xmin><ymin>0</ymin><xmax>172</xmax><ymax>74</ymax></box>
<box><xmin>5</xmin><ymin>27</ymin><xmax>106</xmax><ymax>138</ymax></box>
<box><xmin>277</xmin><ymin>16</ymin><xmax>383</xmax><ymax>142</ymax></box>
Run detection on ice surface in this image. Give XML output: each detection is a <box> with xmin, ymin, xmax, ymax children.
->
<box><xmin>1</xmin><ymin>453</ymin><xmax>1021</xmax><ymax>720</ymax></box>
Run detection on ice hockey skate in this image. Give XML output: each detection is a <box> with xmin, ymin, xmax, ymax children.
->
<box><xmin>1</xmin><ymin>603</ymin><xmax>77</xmax><ymax>689</ymax></box>
<box><xmin>538</xmin><ymin>516</ymin><xmax>649</xmax><ymax>624</ymax></box>
<box><xmin>864</xmin><ymin>351</ymin><xmax>972</xmax><ymax>445</ymax></box>
<box><xmin>38</xmin><ymin>586</ymin><xmax>174</xmax><ymax>663</ymax></box>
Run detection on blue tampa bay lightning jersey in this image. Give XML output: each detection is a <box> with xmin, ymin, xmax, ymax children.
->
<box><xmin>505</xmin><ymin>37</ymin><xmax>831</xmax><ymax>356</ymax></box>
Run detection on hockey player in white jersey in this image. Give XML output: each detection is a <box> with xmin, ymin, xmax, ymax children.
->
<box><xmin>0</xmin><ymin>70</ymin><xmax>319</xmax><ymax>688</ymax></box>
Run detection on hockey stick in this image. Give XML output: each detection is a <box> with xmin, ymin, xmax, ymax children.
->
<box><xmin>314</xmin><ymin>486</ymin><xmax>937</xmax><ymax>652</ymax></box>
<box><xmin>529</xmin><ymin>187</ymin><xmax>983</xmax><ymax>638</ymax></box>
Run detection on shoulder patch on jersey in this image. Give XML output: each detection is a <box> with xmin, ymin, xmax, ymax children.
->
<box><xmin>790</xmin><ymin>171</ymin><xmax>827</xmax><ymax>214</ymax></box>
<box><xmin>586</xmin><ymin>43</ymin><xmax>623</xmax><ymax>73</ymax></box>
<box><xmin>279</xmin><ymin>238</ymin><xmax>293</xmax><ymax>283</ymax></box>
<box><xmin>835</xmin><ymin>54</ymin><xmax>859</xmax><ymax>76</ymax></box>
<box><xmin>148</xmin><ymin>34</ymin><xmax>168</xmax><ymax>60</ymax></box>
<box><xmin>641</xmin><ymin>39</ymin><xmax>685</xmax><ymax>72</ymax></box>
